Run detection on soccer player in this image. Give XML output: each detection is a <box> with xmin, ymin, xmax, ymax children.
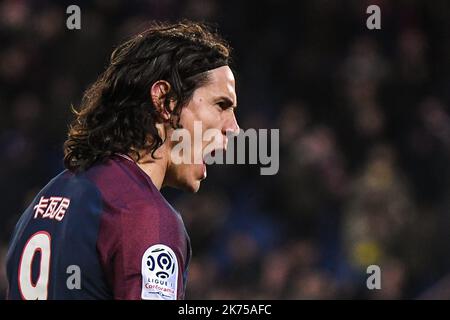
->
<box><xmin>6</xmin><ymin>21</ymin><xmax>239</xmax><ymax>300</ymax></box>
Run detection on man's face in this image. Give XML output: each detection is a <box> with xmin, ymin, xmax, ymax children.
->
<box><xmin>165</xmin><ymin>66</ymin><xmax>239</xmax><ymax>192</ymax></box>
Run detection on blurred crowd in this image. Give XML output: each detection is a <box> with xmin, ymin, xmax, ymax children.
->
<box><xmin>1</xmin><ymin>0</ymin><xmax>450</xmax><ymax>299</ymax></box>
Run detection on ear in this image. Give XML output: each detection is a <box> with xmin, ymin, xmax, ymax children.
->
<box><xmin>150</xmin><ymin>80</ymin><xmax>175</xmax><ymax>121</ymax></box>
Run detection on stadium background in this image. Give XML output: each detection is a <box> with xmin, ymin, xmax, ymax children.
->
<box><xmin>1</xmin><ymin>0</ymin><xmax>450</xmax><ymax>299</ymax></box>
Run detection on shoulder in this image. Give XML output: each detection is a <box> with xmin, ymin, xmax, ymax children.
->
<box><xmin>83</xmin><ymin>156</ymin><xmax>187</xmax><ymax>245</ymax></box>
<box><xmin>32</xmin><ymin>169</ymin><xmax>104</xmax><ymax>219</ymax></box>
<box><xmin>82</xmin><ymin>156</ymin><xmax>166</xmax><ymax>208</ymax></box>
<box><xmin>117</xmin><ymin>197</ymin><xmax>187</xmax><ymax>250</ymax></box>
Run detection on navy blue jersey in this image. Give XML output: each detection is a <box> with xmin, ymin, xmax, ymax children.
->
<box><xmin>6</xmin><ymin>155</ymin><xmax>191</xmax><ymax>300</ymax></box>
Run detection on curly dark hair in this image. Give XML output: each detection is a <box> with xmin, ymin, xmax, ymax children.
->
<box><xmin>63</xmin><ymin>21</ymin><xmax>231</xmax><ymax>172</ymax></box>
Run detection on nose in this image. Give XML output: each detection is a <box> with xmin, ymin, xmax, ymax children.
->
<box><xmin>223</xmin><ymin>111</ymin><xmax>240</xmax><ymax>137</ymax></box>
<box><xmin>221</xmin><ymin>112</ymin><xmax>239</xmax><ymax>151</ymax></box>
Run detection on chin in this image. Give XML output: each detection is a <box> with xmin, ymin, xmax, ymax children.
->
<box><xmin>188</xmin><ymin>179</ymin><xmax>202</xmax><ymax>193</ymax></box>
<box><xmin>177</xmin><ymin>178</ymin><xmax>201</xmax><ymax>193</ymax></box>
<box><xmin>169</xmin><ymin>164</ymin><xmax>205</xmax><ymax>193</ymax></box>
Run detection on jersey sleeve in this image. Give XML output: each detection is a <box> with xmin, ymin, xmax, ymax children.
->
<box><xmin>96</xmin><ymin>201</ymin><xmax>189</xmax><ymax>300</ymax></box>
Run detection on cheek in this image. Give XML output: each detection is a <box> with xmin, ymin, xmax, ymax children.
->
<box><xmin>180</xmin><ymin>108</ymin><xmax>222</xmax><ymax>147</ymax></box>
<box><xmin>184</xmin><ymin>98</ymin><xmax>221</xmax><ymax>126</ymax></box>
<box><xmin>179</xmin><ymin>106</ymin><xmax>195</xmax><ymax>132</ymax></box>
<box><xmin>201</xmin><ymin>111</ymin><xmax>224</xmax><ymax>138</ymax></box>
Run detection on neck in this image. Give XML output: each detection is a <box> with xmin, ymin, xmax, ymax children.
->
<box><xmin>133</xmin><ymin>124</ymin><xmax>172</xmax><ymax>190</ymax></box>
<box><xmin>133</xmin><ymin>147</ymin><xmax>170</xmax><ymax>191</ymax></box>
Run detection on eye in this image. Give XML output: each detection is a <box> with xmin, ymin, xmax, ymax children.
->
<box><xmin>217</xmin><ymin>101</ymin><xmax>235</xmax><ymax>111</ymax></box>
<box><xmin>216</xmin><ymin>101</ymin><xmax>227</xmax><ymax>109</ymax></box>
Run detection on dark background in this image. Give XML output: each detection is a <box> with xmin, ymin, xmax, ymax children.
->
<box><xmin>1</xmin><ymin>0</ymin><xmax>450</xmax><ymax>299</ymax></box>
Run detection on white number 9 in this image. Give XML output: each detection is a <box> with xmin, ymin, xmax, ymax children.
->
<box><xmin>18</xmin><ymin>231</ymin><xmax>51</xmax><ymax>300</ymax></box>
